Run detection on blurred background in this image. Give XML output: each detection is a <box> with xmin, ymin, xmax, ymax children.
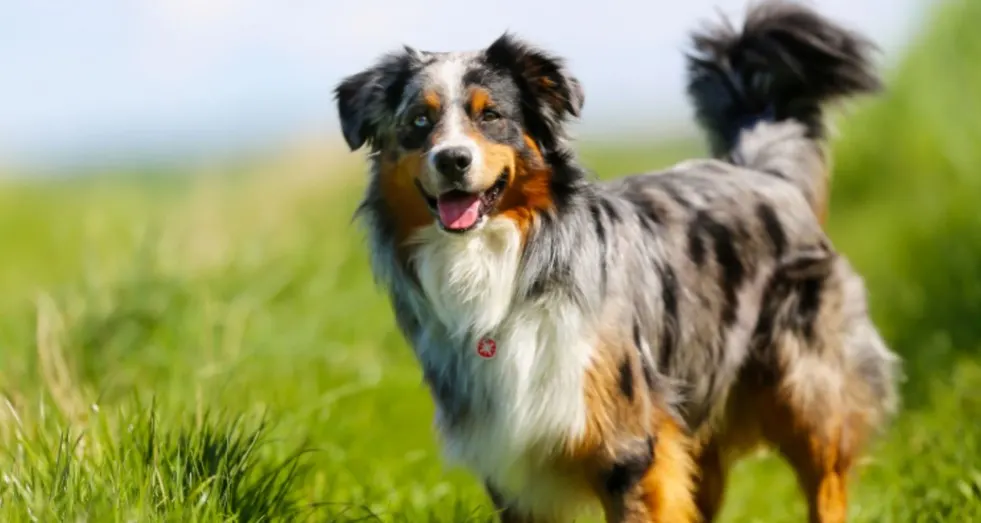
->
<box><xmin>1</xmin><ymin>0</ymin><xmax>979</xmax><ymax>522</ymax></box>
<box><xmin>1</xmin><ymin>0</ymin><xmax>925</xmax><ymax>172</ymax></box>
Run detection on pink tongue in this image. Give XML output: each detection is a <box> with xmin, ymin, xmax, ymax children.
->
<box><xmin>437</xmin><ymin>193</ymin><xmax>482</xmax><ymax>230</ymax></box>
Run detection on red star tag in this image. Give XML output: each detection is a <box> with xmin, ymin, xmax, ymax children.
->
<box><xmin>476</xmin><ymin>337</ymin><xmax>497</xmax><ymax>359</ymax></box>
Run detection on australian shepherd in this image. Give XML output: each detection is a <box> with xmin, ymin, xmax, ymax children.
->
<box><xmin>334</xmin><ymin>1</ymin><xmax>900</xmax><ymax>521</ymax></box>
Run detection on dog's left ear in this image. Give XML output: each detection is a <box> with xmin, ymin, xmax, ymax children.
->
<box><xmin>485</xmin><ymin>33</ymin><xmax>584</xmax><ymax>148</ymax></box>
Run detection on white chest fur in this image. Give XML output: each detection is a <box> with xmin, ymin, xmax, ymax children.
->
<box><xmin>408</xmin><ymin>218</ymin><xmax>596</xmax><ymax>516</ymax></box>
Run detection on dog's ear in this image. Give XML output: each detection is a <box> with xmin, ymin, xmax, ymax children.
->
<box><xmin>484</xmin><ymin>33</ymin><xmax>584</xmax><ymax>150</ymax></box>
<box><xmin>335</xmin><ymin>47</ymin><xmax>423</xmax><ymax>151</ymax></box>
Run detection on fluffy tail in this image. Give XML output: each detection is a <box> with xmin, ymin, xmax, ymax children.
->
<box><xmin>686</xmin><ymin>0</ymin><xmax>881</xmax><ymax>221</ymax></box>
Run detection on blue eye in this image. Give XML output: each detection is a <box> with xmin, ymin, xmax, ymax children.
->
<box><xmin>412</xmin><ymin>114</ymin><xmax>430</xmax><ymax>128</ymax></box>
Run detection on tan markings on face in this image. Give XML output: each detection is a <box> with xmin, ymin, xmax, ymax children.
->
<box><xmin>414</xmin><ymin>90</ymin><xmax>443</xmax><ymax>148</ymax></box>
<box><xmin>422</xmin><ymin>89</ymin><xmax>442</xmax><ymax>113</ymax></box>
<box><xmin>378</xmin><ymin>152</ymin><xmax>434</xmax><ymax>253</ymax></box>
<box><xmin>468</xmin><ymin>87</ymin><xmax>491</xmax><ymax>117</ymax></box>
<box><xmin>466</xmin><ymin>128</ymin><xmax>516</xmax><ymax>186</ymax></box>
<box><xmin>494</xmin><ymin>134</ymin><xmax>554</xmax><ymax>238</ymax></box>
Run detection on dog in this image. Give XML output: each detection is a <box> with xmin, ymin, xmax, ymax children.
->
<box><xmin>334</xmin><ymin>1</ymin><xmax>900</xmax><ymax>521</ymax></box>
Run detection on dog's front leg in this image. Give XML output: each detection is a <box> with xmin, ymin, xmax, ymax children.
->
<box><xmin>598</xmin><ymin>419</ymin><xmax>699</xmax><ymax>523</ymax></box>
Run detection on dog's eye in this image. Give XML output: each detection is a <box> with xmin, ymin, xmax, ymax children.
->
<box><xmin>412</xmin><ymin>114</ymin><xmax>431</xmax><ymax>128</ymax></box>
<box><xmin>480</xmin><ymin>109</ymin><xmax>502</xmax><ymax>122</ymax></box>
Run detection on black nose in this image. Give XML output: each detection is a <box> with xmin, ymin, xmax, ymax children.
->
<box><xmin>433</xmin><ymin>147</ymin><xmax>473</xmax><ymax>180</ymax></box>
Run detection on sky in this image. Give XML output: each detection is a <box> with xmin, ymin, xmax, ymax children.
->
<box><xmin>0</xmin><ymin>0</ymin><xmax>927</xmax><ymax>169</ymax></box>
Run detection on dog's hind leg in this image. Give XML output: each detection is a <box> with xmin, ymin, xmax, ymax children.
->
<box><xmin>691</xmin><ymin>442</ymin><xmax>727</xmax><ymax>522</ymax></box>
<box><xmin>756</xmin><ymin>258</ymin><xmax>899</xmax><ymax>523</ymax></box>
<box><xmin>756</xmin><ymin>390</ymin><xmax>852</xmax><ymax>523</ymax></box>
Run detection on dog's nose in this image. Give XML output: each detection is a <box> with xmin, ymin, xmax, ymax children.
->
<box><xmin>433</xmin><ymin>147</ymin><xmax>473</xmax><ymax>180</ymax></box>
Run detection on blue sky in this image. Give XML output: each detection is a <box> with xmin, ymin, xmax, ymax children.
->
<box><xmin>0</xmin><ymin>0</ymin><xmax>927</xmax><ymax>168</ymax></box>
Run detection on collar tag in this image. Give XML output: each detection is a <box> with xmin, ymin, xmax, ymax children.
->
<box><xmin>476</xmin><ymin>337</ymin><xmax>497</xmax><ymax>359</ymax></box>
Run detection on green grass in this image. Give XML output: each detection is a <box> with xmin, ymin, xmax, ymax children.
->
<box><xmin>2</xmin><ymin>1</ymin><xmax>981</xmax><ymax>521</ymax></box>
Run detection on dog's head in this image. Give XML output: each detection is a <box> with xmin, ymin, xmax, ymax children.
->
<box><xmin>336</xmin><ymin>34</ymin><xmax>583</xmax><ymax>236</ymax></box>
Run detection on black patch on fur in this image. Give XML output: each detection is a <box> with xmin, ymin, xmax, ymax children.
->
<box><xmin>619</xmin><ymin>357</ymin><xmax>635</xmax><ymax>401</ymax></box>
<box><xmin>605</xmin><ymin>436</ymin><xmax>656</xmax><ymax>495</ymax></box>
<box><xmin>658</xmin><ymin>265</ymin><xmax>680</xmax><ymax>372</ymax></box>
<box><xmin>687</xmin><ymin>223</ymin><xmax>707</xmax><ymax>267</ymax></box>
<box><xmin>600</xmin><ymin>197</ymin><xmax>621</xmax><ymax>225</ymax></box>
<box><xmin>589</xmin><ymin>200</ymin><xmax>609</xmax><ymax>293</ymax></box>
<box><xmin>796</xmin><ymin>276</ymin><xmax>825</xmax><ymax>343</ymax></box>
<box><xmin>589</xmin><ymin>201</ymin><xmax>607</xmax><ymax>243</ymax></box>
<box><xmin>547</xmin><ymin>160</ymin><xmax>588</xmax><ymax>212</ymax></box>
<box><xmin>712</xmin><ymin>226</ymin><xmax>745</xmax><ymax>326</ymax></box>
<box><xmin>754</xmin><ymin>278</ymin><xmax>787</xmax><ymax>346</ymax></box>
<box><xmin>691</xmin><ymin>211</ymin><xmax>745</xmax><ymax>326</ymax></box>
<box><xmin>748</xmin><ymin>271</ymin><xmax>795</xmax><ymax>386</ymax></box>
<box><xmin>385</xmin><ymin>67</ymin><xmax>415</xmax><ymax>114</ymax></box>
<box><xmin>756</xmin><ymin>203</ymin><xmax>787</xmax><ymax>258</ymax></box>
<box><xmin>461</xmin><ymin>67</ymin><xmax>486</xmax><ymax>87</ymax></box>
<box><xmin>687</xmin><ymin>213</ymin><xmax>745</xmax><ymax>326</ymax></box>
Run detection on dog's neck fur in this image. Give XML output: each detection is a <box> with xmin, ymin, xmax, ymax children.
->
<box><xmin>408</xmin><ymin>217</ymin><xmax>524</xmax><ymax>340</ymax></box>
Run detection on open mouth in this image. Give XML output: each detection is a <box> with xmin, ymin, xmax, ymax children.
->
<box><xmin>415</xmin><ymin>170</ymin><xmax>509</xmax><ymax>233</ymax></box>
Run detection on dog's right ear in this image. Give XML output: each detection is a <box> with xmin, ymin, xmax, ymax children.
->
<box><xmin>335</xmin><ymin>47</ymin><xmax>423</xmax><ymax>151</ymax></box>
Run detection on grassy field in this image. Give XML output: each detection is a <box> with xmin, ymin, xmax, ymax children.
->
<box><xmin>2</xmin><ymin>1</ymin><xmax>981</xmax><ymax>521</ymax></box>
